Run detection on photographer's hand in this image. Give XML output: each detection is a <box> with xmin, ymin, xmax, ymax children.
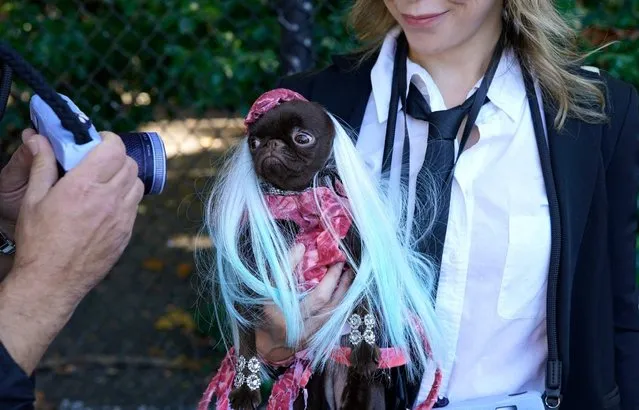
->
<box><xmin>0</xmin><ymin>129</ymin><xmax>38</xmax><ymax>280</ymax></box>
<box><xmin>0</xmin><ymin>130</ymin><xmax>144</xmax><ymax>374</ymax></box>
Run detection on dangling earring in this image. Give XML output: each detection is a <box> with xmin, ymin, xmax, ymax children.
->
<box><xmin>234</xmin><ymin>355</ymin><xmax>262</xmax><ymax>391</ymax></box>
<box><xmin>348</xmin><ymin>312</ymin><xmax>376</xmax><ymax>346</ymax></box>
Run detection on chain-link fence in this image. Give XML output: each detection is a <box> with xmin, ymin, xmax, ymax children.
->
<box><xmin>0</xmin><ymin>1</ymin><xmax>353</xmax><ymax>408</ymax></box>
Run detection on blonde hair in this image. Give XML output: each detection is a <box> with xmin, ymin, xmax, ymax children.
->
<box><xmin>348</xmin><ymin>0</ymin><xmax>608</xmax><ymax>128</ymax></box>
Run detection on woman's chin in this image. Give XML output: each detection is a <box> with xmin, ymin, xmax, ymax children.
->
<box><xmin>403</xmin><ymin>29</ymin><xmax>460</xmax><ymax>57</ymax></box>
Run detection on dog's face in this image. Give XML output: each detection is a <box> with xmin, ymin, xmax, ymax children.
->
<box><xmin>247</xmin><ymin>100</ymin><xmax>334</xmax><ymax>191</ymax></box>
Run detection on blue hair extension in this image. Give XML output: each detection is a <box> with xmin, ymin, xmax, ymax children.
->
<box><xmin>203</xmin><ymin>110</ymin><xmax>444</xmax><ymax>383</ymax></box>
<box><xmin>204</xmin><ymin>140</ymin><xmax>304</xmax><ymax>348</ymax></box>
<box><xmin>304</xmin><ymin>114</ymin><xmax>444</xmax><ymax>379</ymax></box>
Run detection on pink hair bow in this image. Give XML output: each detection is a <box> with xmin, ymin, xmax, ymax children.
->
<box><xmin>244</xmin><ymin>88</ymin><xmax>308</xmax><ymax>128</ymax></box>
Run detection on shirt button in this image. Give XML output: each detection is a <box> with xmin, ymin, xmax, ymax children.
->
<box><xmin>448</xmin><ymin>252</ymin><xmax>461</xmax><ymax>264</ymax></box>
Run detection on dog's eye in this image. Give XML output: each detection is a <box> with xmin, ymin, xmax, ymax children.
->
<box><xmin>294</xmin><ymin>132</ymin><xmax>314</xmax><ymax>145</ymax></box>
<box><xmin>248</xmin><ymin>136</ymin><xmax>261</xmax><ymax>150</ymax></box>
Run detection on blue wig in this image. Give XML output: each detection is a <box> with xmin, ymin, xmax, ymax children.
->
<box><xmin>202</xmin><ymin>110</ymin><xmax>443</xmax><ymax>381</ymax></box>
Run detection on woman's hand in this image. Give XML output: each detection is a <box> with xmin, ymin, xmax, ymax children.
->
<box><xmin>256</xmin><ymin>243</ymin><xmax>353</xmax><ymax>363</ymax></box>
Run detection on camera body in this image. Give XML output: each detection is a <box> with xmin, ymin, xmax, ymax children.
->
<box><xmin>29</xmin><ymin>93</ymin><xmax>167</xmax><ymax>195</ymax></box>
<box><xmin>30</xmin><ymin>94</ymin><xmax>101</xmax><ymax>171</ymax></box>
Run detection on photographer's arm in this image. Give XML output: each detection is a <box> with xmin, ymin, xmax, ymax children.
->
<box><xmin>0</xmin><ymin>131</ymin><xmax>143</xmax><ymax>406</ymax></box>
<box><xmin>0</xmin><ymin>266</ymin><xmax>75</xmax><ymax>410</ymax></box>
<box><xmin>0</xmin><ymin>266</ymin><xmax>77</xmax><ymax>376</ymax></box>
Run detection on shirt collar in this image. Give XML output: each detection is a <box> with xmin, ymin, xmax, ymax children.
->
<box><xmin>370</xmin><ymin>27</ymin><xmax>527</xmax><ymax>124</ymax></box>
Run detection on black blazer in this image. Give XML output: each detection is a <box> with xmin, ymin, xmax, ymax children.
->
<box><xmin>277</xmin><ymin>52</ymin><xmax>639</xmax><ymax>410</ymax></box>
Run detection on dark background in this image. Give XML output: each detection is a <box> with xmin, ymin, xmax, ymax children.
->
<box><xmin>0</xmin><ymin>1</ymin><xmax>637</xmax><ymax>408</ymax></box>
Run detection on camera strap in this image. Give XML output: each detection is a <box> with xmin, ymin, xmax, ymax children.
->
<box><xmin>522</xmin><ymin>66</ymin><xmax>563</xmax><ymax>409</ymax></box>
<box><xmin>0</xmin><ymin>42</ymin><xmax>92</xmax><ymax>144</ymax></box>
<box><xmin>382</xmin><ymin>31</ymin><xmax>564</xmax><ymax>408</ymax></box>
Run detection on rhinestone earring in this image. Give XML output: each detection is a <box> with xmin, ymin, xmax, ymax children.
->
<box><xmin>348</xmin><ymin>312</ymin><xmax>376</xmax><ymax>346</ymax></box>
<box><xmin>234</xmin><ymin>355</ymin><xmax>262</xmax><ymax>391</ymax></box>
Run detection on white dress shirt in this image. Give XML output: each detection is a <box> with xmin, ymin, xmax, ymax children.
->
<box><xmin>356</xmin><ymin>27</ymin><xmax>551</xmax><ymax>403</ymax></box>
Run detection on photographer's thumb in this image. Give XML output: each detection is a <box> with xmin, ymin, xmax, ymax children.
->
<box><xmin>23</xmin><ymin>134</ymin><xmax>58</xmax><ymax>204</ymax></box>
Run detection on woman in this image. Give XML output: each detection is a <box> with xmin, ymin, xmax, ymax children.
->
<box><xmin>255</xmin><ymin>0</ymin><xmax>639</xmax><ymax>409</ymax></box>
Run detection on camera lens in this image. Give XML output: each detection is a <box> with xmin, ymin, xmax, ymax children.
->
<box><xmin>119</xmin><ymin>132</ymin><xmax>167</xmax><ymax>195</ymax></box>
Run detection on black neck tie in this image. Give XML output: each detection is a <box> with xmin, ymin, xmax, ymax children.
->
<box><xmin>405</xmin><ymin>83</ymin><xmax>489</xmax><ymax>270</ymax></box>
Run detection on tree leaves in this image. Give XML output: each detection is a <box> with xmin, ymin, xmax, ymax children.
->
<box><xmin>577</xmin><ymin>0</ymin><xmax>639</xmax><ymax>87</ymax></box>
<box><xmin>0</xmin><ymin>0</ymin><xmax>359</xmax><ymax>142</ymax></box>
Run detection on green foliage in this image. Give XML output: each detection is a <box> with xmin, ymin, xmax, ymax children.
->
<box><xmin>570</xmin><ymin>0</ymin><xmax>639</xmax><ymax>88</ymax></box>
<box><xmin>0</xmin><ymin>0</ymin><xmax>353</xmax><ymax>140</ymax></box>
<box><xmin>0</xmin><ymin>1</ymin><xmax>636</xmax><ymax>136</ymax></box>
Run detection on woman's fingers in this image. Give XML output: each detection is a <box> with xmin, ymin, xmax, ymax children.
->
<box><xmin>262</xmin><ymin>303</ymin><xmax>285</xmax><ymax>328</ymax></box>
<box><xmin>288</xmin><ymin>243</ymin><xmax>305</xmax><ymax>269</ymax></box>
<box><xmin>303</xmin><ymin>262</ymin><xmax>345</xmax><ymax>315</ymax></box>
<box><xmin>323</xmin><ymin>269</ymin><xmax>354</xmax><ymax>312</ymax></box>
<box><xmin>302</xmin><ymin>270</ymin><xmax>354</xmax><ymax>338</ymax></box>
<box><xmin>259</xmin><ymin>259</ymin><xmax>352</xmax><ymax>353</ymax></box>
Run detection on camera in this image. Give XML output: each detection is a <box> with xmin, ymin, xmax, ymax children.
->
<box><xmin>0</xmin><ymin>40</ymin><xmax>167</xmax><ymax>196</ymax></box>
<box><xmin>30</xmin><ymin>94</ymin><xmax>167</xmax><ymax>195</ymax></box>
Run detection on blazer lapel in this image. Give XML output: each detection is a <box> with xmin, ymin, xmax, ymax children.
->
<box><xmin>546</xmin><ymin>101</ymin><xmax>602</xmax><ymax>387</ymax></box>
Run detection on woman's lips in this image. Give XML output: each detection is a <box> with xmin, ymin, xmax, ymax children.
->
<box><xmin>401</xmin><ymin>11</ymin><xmax>448</xmax><ymax>27</ymax></box>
